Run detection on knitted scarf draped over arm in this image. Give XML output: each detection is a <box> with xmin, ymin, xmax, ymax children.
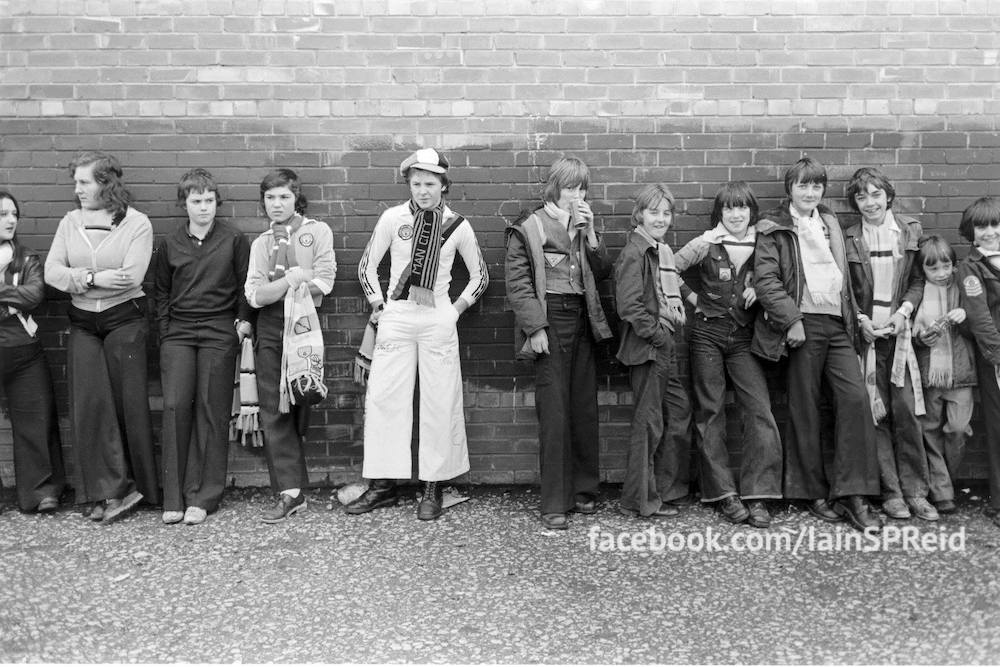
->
<box><xmin>405</xmin><ymin>199</ymin><xmax>444</xmax><ymax>307</ymax></box>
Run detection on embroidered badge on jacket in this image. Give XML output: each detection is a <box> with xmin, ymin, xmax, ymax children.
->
<box><xmin>398</xmin><ymin>224</ymin><xmax>414</xmax><ymax>240</ymax></box>
<box><xmin>299</xmin><ymin>233</ymin><xmax>314</xmax><ymax>247</ymax></box>
<box><xmin>964</xmin><ymin>275</ymin><xmax>983</xmax><ymax>297</ymax></box>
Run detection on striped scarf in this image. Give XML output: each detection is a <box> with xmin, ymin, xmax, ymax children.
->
<box><xmin>267</xmin><ymin>214</ymin><xmax>303</xmax><ymax>281</ymax></box>
<box><xmin>634</xmin><ymin>226</ymin><xmax>685</xmax><ymax>329</ymax></box>
<box><xmin>863</xmin><ymin>211</ymin><xmax>901</xmax><ymax>325</ymax></box>
<box><xmin>406</xmin><ymin>199</ymin><xmax>444</xmax><ymax>307</ymax></box>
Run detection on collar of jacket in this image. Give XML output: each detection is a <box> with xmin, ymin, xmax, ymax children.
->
<box><xmin>627</xmin><ymin>227</ymin><xmax>658</xmax><ymax>253</ymax></box>
<box><xmin>756</xmin><ymin>201</ymin><xmax>835</xmax><ymax>236</ymax></box>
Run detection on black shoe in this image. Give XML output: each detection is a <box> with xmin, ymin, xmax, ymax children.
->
<box><xmin>834</xmin><ymin>495</ymin><xmax>882</xmax><ymax>531</ymax></box>
<box><xmin>261</xmin><ymin>493</ymin><xmax>306</xmax><ymax>524</ymax></box>
<box><xmin>541</xmin><ymin>513</ymin><xmax>568</xmax><ymax>530</ymax></box>
<box><xmin>417</xmin><ymin>481</ymin><xmax>443</xmax><ymax>521</ymax></box>
<box><xmin>719</xmin><ymin>495</ymin><xmax>749</xmax><ymax>523</ymax></box>
<box><xmin>103</xmin><ymin>491</ymin><xmax>143</xmax><ymax>524</ymax></box>
<box><xmin>935</xmin><ymin>499</ymin><xmax>957</xmax><ymax>514</ymax></box>
<box><xmin>573</xmin><ymin>499</ymin><xmax>597</xmax><ymax>514</ymax></box>
<box><xmin>747</xmin><ymin>501</ymin><xmax>771</xmax><ymax>529</ymax></box>
<box><xmin>808</xmin><ymin>498</ymin><xmax>842</xmax><ymax>523</ymax></box>
<box><xmin>37</xmin><ymin>496</ymin><xmax>58</xmax><ymax>513</ymax></box>
<box><xmin>345</xmin><ymin>480</ymin><xmax>398</xmax><ymax>515</ymax></box>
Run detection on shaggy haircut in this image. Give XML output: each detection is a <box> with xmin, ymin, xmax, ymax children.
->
<box><xmin>959</xmin><ymin>196</ymin><xmax>1000</xmax><ymax>242</ymax></box>
<box><xmin>710</xmin><ymin>181</ymin><xmax>758</xmax><ymax>228</ymax></box>
<box><xmin>631</xmin><ymin>183</ymin><xmax>675</xmax><ymax>228</ymax></box>
<box><xmin>845</xmin><ymin>167</ymin><xmax>896</xmax><ymax>213</ymax></box>
<box><xmin>177</xmin><ymin>168</ymin><xmax>223</xmax><ymax>207</ymax></box>
<box><xmin>259</xmin><ymin>168</ymin><xmax>308</xmax><ymax>215</ymax></box>
<box><xmin>542</xmin><ymin>157</ymin><xmax>590</xmax><ymax>205</ymax></box>
<box><xmin>68</xmin><ymin>151</ymin><xmax>132</xmax><ymax>216</ymax></box>
<box><xmin>783</xmin><ymin>156</ymin><xmax>827</xmax><ymax>196</ymax></box>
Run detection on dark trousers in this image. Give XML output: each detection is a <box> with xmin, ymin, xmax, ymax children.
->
<box><xmin>255</xmin><ymin>305</ymin><xmax>309</xmax><ymax>494</ymax></box>
<box><xmin>67</xmin><ymin>300</ymin><xmax>159</xmax><ymax>504</ymax></box>
<box><xmin>975</xmin><ymin>352</ymin><xmax>1000</xmax><ymax>512</ymax></box>
<box><xmin>784</xmin><ymin>314</ymin><xmax>878</xmax><ymax>500</ymax></box>
<box><xmin>0</xmin><ymin>341</ymin><xmax>65</xmax><ymax>511</ymax></box>
<box><xmin>690</xmin><ymin>315</ymin><xmax>782</xmax><ymax>502</ymax></box>
<box><xmin>160</xmin><ymin>317</ymin><xmax>237</xmax><ymax>513</ymax></box>
<box><xmin>621</xmin><ymin>335</ymin><xmax>693</xmax><ymax>516</ymax></box>
<box><xmin>871</xmin><ymin>336</ymin><xmax>929</xmax><ymax>499</ymax></box>
<box><xmin>534</xmin><ymin>295</ymin><xmax>600</xmax><ymax>514</ymax></box>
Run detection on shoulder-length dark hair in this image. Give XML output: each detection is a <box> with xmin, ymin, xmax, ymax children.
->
<box><xmin>710</xmin><ymin>181</ymin><xmax>759</xmax><ymax>228</ymax></box>
<box><xmin>0</xmin><ymin>190</ymin><xmax>31</xmax><ymax>275</ymax></box>
<box><xmin>68</xmin><ymin>151</ymin><xmax>132</xmax><ymax>216</ymax></box>
<box><xmin>259</xmin><ymin>168</ymin><xmax>308</xmax><ymax>215</ymax></box>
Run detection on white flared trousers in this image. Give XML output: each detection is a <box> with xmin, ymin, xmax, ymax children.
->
<box><xmin>362</xmin><ymin>299</ymin><xmax>470</xmax><ymax>481</ymax></box>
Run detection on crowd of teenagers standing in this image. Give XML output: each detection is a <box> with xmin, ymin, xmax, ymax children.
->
<box><xmin>3</xmin><ymin>148</ymin><xmax>1000</xmax><ymax>533</ymax></box>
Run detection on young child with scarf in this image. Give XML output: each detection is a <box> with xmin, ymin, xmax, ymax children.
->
<box><xmin>956</xmin><ymin>197</ymin><xmax>1000</xmax><ymax>528</ymax></box>
<box><xmin>674</xmin><ymin>181</ymin><xmax>782</xmax><ymax>529</ymax></box>
<box><xmin>753</xmin><ymin>157</ymin><xmax>880</xmax><ymax>532</ymax></box>
<box><xmin>614</xmin><ymin>183</ymin><xmax>695</xmax><ymax>520</ymax></box>
<box><xmin>349</xmin><ymin>148</ymin><xmax>488</xmax><ymax>521</ymax></box>
<box><xmin>842</xmin><ymin>167</ymin><xmax>934</xmax><ymax>521</ymax></box>
<box><xmin>911</xmin><ymin>236</ymin><xmax>974</xmax><ymax>516</ymax></box>
<box><xmin>245</xmin><ymin>169</ymin><xmax>336</xmax><ymax>524</ymax></box>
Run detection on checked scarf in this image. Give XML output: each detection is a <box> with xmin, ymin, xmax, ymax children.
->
<box><xmin>404</xmin><ymin>200</ymin><xmax>444</xmax><ymax>307</ymax></box>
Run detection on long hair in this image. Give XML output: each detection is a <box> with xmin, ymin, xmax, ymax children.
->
<box><xmin>630</xmin><ymin>183</ymin><xmax>675</xmax><ymax>228</ymax></box>
<box><xmin>0</xmin><ymin>190</ymin><xmax>30</xmax><ymax>275</ymax></box>
<box><xmin>68</xmin><ymin>151</ymin><xmax>132</xmax><ymax>216</ymax></box>
<box><xmin>259</xmin><ymin>168</ymin><xmax>308</xmax><ymax>215</ymax></box>
<box><xmin>710</xmin><ymin>181</ymin><xmax>759</xmax><ymax>228</ymax></box>
<box><xmin>542</xmin><ymin>157</ymin><xmax>590</xmax><ymax>205</ymax></box>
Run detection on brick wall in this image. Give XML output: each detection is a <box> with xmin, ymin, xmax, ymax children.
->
<box><xmin>1</xmin><ymin>1</ymin><xmax>999</xmax><ymax>490</ymax></box>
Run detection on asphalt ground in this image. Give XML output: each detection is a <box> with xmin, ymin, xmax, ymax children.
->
<box><xmin>2</xmin><ymin>484</ymin><xmax>999</xmax><ymax>663</ymax></box>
